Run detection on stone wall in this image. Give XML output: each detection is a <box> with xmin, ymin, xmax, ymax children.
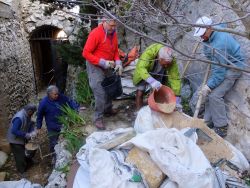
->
<box><xmin>21</xmin><ymin>0</ymin><xmax>81</xmax><ymax>42</ymax></box>
<box><xmin>65</xmin><ymin>65</ymin><xmax>82</xmax><ymax>100</ymax></box>
<box><xmin>0</xmin><ymin>1</ymin><xmax>35</xmax><ymax>127</ymax></box>
<box><xmin>0</xmin><ymin>0</ymin><xmax>81</xmax><ymax>136</ymax></box>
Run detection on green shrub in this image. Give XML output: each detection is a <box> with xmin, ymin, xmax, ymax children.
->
<box><xmin>76</xmin><ymin>71</ymin><xmax>94</xmax><ymax>105</ymax></box>
<box><xmin>58</xmin><ymin>105</ymin><xmax>87</xmax><ymax>156</ymax></box>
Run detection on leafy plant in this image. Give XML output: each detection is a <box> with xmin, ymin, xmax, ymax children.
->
<box><xmin>56</xmin><ymin>164</ymin><xmax>70</xmax><ymax>174</ymax></box>
<box><xmin>58</xmin><ymin>105</ymin><xmax>87</xmax><ymax>156</ymax></box>
<box><xmin>56</xmin><ymin>27</ymin><xmax>88</xmax><ymax>67</ymax></box>
<box><xmin>245</xmin><ymin>177</ymin><xmax>250</xmax><ymax>186</ymax></box>
<box><xmin>76</xmin><ymin>71</ymin><xmax>94</xmax><ymax>105</ymax></box>
<box><xmin>182</xmin><ymin>97</ymin><xmax>193</xmax><ymax>116</ymax></box>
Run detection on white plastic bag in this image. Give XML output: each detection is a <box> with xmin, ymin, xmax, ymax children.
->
<box><xmin>134</xmin><ymin>106</ymin><xmax>154</xmax><ymax>134</ymax></box>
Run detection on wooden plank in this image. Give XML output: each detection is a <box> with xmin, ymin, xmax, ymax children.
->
<box><xmin>95</xmin><ymin>129</ymin><xmax>136</xmax><ymax>150</ymax></box>
<box><xmin>126</xmin><ymin>147</ymin><xmax>166</xmax><ymax>188</ymax></box>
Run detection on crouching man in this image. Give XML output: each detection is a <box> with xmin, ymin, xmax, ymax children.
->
<box><xmin>7</xmin><ymin>104</ymin><xmax>37</xmax><ymax>177</ymax></box>
<box><xmin>133</xmin><ymin>43</ymin><xmax>182</xmax><ymax>111</ymax></box>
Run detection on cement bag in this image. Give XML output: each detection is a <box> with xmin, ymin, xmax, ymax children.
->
<box><xmin>121</xmin><ymin>128</ymin><xmax>217</xmax><ymax>188</ymax></box>
<box><xmin>75</xmin><ymin>128</ymin><xmax>145</xmax><ymax>188</ymax></box>
<box><xmin>160</xmin><ymin>179</ymin><xmax>178</xmax><ymax>188</ymax></box>
<box><xmin>134</xmin><ymin>106</ymin><xmax>154</xmax><ymax>134</ymax></box>
<box><xmin>88</xmin><ymin>148</ymin><xmax>144</xmax><ymax>188</ymax></box>
<box><xmin>225</xmin><ymin>140</ymin><xmax>249</xmax><ymax>171</ymax></box>
<box><xmin>0</xmin><ymin>179</ymin><xmax>41</xmax><ymax>188</ymax></box>
<box><xmin>73</xmin><ymin>165</ymin><xmax>90</xmax><ymax>188</ymax></box>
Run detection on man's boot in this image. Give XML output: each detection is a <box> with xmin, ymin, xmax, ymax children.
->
<box><xmin>104</xmin><ymin>108</ymin><xmax>119</xmax><ymax>117</ymax></box>
<box><xmin>95</xmin><ymin>118</ymin><xmax>106</xmax><ymax>130</ymax></box>
<box><xmin>213</xmin><ymin>125</ymin><xmax>228</xmax><ymax>138</ymax></box>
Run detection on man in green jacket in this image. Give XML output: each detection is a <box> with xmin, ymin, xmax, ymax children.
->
<box><xmin>133</xmin><ymin>43</ymin><xmax>181</xmax><ymax>110</ymax></box>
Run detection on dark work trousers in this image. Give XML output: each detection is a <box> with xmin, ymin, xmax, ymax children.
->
<box><xmin>48</xmin><ymin>131</ymin><xmax>60</xmax><ymax>154</ymax></box>
<box><xmin>86</xmin><ymin>61</ymin><xmax>113</xmax><ymax>122</ymax></box>
<box><xmin>10</xmin><ymin>143</ymin><xmax>27</xmax><ymax>173</ymax></box>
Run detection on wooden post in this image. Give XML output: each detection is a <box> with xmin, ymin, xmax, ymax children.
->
<box><xmin>193</xmin><ymin>64</ymin><xmax>211</xmax><ymax>118</ymax></box>
<box><xmin>95</xmin><ymin>129</ymin><xmax>136</xmax><ymax>150</ymax></box>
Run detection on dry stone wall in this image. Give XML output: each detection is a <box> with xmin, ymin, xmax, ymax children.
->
<box><xmin>21</xmin><ymin>0</ymin><xmax>81</xmax><ymax>42</ymax></box>
<box><xmin>0</xmin><ymin>1</ymin><xmax>35</xmax><ymax>124</ymax></box>
<box><xmin>0</xmin><ymin>0</ymin><xmax>81</xmax><ymax>134</ymax></box>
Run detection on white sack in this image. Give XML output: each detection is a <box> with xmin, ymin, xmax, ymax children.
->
<box><xmin>225</xmin><ymin>140</ymin><xmax>250</xmax><ymax>171</ymax></box>
<box><xmin>74</xmin><ymin>128</ymin><xmax>144</xmax><ymax>188</ymax></box>
<box><xmin>0</xmin><ymin>179</ymin><xmax>41</xmax><ymax>188</ymax></box>
<box><xmin>88</xmin><ymin>148</ymin><xmax>144</xmax><ymax>188</ymax></box>
<box><xmin>134</xmin><ymin>106</ymin><xmax>154</xmax><ymax>134</ymax></box>
<box><xmin>121</xmin><ymin>128</ymin><xmax>216</xmax><ymax>188</ymax></box>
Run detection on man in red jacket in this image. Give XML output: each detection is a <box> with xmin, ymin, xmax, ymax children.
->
<box><xmin>82</xmin><ymin>16</ymin><xmax>122</xmax><ymax>130</ymax></box>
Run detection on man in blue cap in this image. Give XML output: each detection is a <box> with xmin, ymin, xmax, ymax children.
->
<box><xmin>194</xmin><ymin>16</ymin><xmax>244</xmax><ymax>137</ymax></box>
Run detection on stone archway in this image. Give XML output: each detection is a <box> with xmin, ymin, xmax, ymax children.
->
<box><xmin>29</xmin><ymin>25</ymin><xmax>69</xmax><ymax>93</ymax></box>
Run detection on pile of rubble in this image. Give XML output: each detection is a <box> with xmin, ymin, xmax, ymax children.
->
<box><xmin>70</xmin><ymin>106</ymin><xmax>250</xmax><ymax>188</ymax></box>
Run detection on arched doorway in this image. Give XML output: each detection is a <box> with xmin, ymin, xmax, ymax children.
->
<box><xmin>30</xmin><ymin>25</ymin><xmax>68</xmax><ymax>93</ymax></box>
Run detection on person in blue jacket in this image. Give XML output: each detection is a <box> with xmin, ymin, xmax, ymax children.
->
<box><xmin>194</xmin><ymin>16</ymin><xmax>244</xmax><ymax>137</ymax></box>
<box><xmin>36</xmin><ymin>85</ymin><xmax>79</xmax><ymax>164</ymax></box>
<box><xmin>7</xmin><ymin>104</ymin><xmax>37</xmax><ymax>177</ymax></box>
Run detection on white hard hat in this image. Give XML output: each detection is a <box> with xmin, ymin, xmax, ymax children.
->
<box><xmin>193</xmin><ymin>16</ymin><xmax>212</xmax><ymax>37</ymax></box>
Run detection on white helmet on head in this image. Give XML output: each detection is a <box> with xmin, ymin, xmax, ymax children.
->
<box><xmin>193</xmin><ymin>16</ymin><xmax>212</xmax><ymax>37</ymax></box>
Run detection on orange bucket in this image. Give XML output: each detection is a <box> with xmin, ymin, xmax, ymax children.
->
<box><xmin>148</xmin><ymin>85</ymin><xmax>176</xmax><ymax>113</ymax></box>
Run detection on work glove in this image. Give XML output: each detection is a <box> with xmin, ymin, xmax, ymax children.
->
<box><xmin>29</xmin><ymin>130</ymin><xmax>37</xmax><ymax>139</ymax></box>
<box><xmin>201</xmin><ymin>84</ymin><xmax>211</xmax><ymax>97</ymax></box>
<box><xmin>146</xmin><ymin>77</ymin><xmax>162</xmax><ymax>90</ymax></box>
<box><xmin>176</xmin><ymin>96</ymin><xmax>183</xmax><ymax>112</ymax></box>
<box><xmin>114</xmin><ymin>60</ymin><xmax>123</xmax><ymax>76</ymax></box>
<box><xmin>99</xmin><ymin>59</ymin><xmax>115</xmax><ymax>69</ymax></box>
<box><xmin>25</xmin><ymin>133</ymin><xmax>31</xmax><ymax>140</ymax></box>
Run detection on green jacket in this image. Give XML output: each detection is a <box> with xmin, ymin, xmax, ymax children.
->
<box><xmin>133</xmin><ymin>43</ymin><xmax>181</xmax><ymax>96</ymax></box>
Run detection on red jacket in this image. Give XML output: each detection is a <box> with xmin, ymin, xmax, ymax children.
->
<box><xmin>82</xmin><ymin>24</ymin><xmax>120</xmax><ymax>66</ymax></box>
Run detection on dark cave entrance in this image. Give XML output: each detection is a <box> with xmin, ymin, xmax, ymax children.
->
<box><xmin>30</xmin><ymin>25</ymin><xmax>68</xmax><ymax>93</ymax></box>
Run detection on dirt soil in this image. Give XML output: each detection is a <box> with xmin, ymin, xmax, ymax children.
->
<box><xmin>82</xmin><ymin>99</ymin><xmax>137</xmax><ymax>135</ymax></box>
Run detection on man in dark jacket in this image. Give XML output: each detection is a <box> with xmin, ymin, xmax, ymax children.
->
<box><xmin>36</xmin><ymin>85</ymin><xmax>78</xmax><ymax>164</ymax></box>
<box><xmin>7</xmin><ymin>104</ymin><xmax>37</xmax><ymax>177</ymax></box>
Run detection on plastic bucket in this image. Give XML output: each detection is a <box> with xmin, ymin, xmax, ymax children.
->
<box><xmin>25</xmin><ymin>143</ymin><xmax>38</xmax><ymax>158</ymax></box>
<box><xmin>101</xmin><ymin>74</ymin><xmax>123</xmax><ymax>100</ymax></box>
<box><xmin>148</xmin><ymin>85</ymin><xmax>176</xmax><ymax>113</ymax></box>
